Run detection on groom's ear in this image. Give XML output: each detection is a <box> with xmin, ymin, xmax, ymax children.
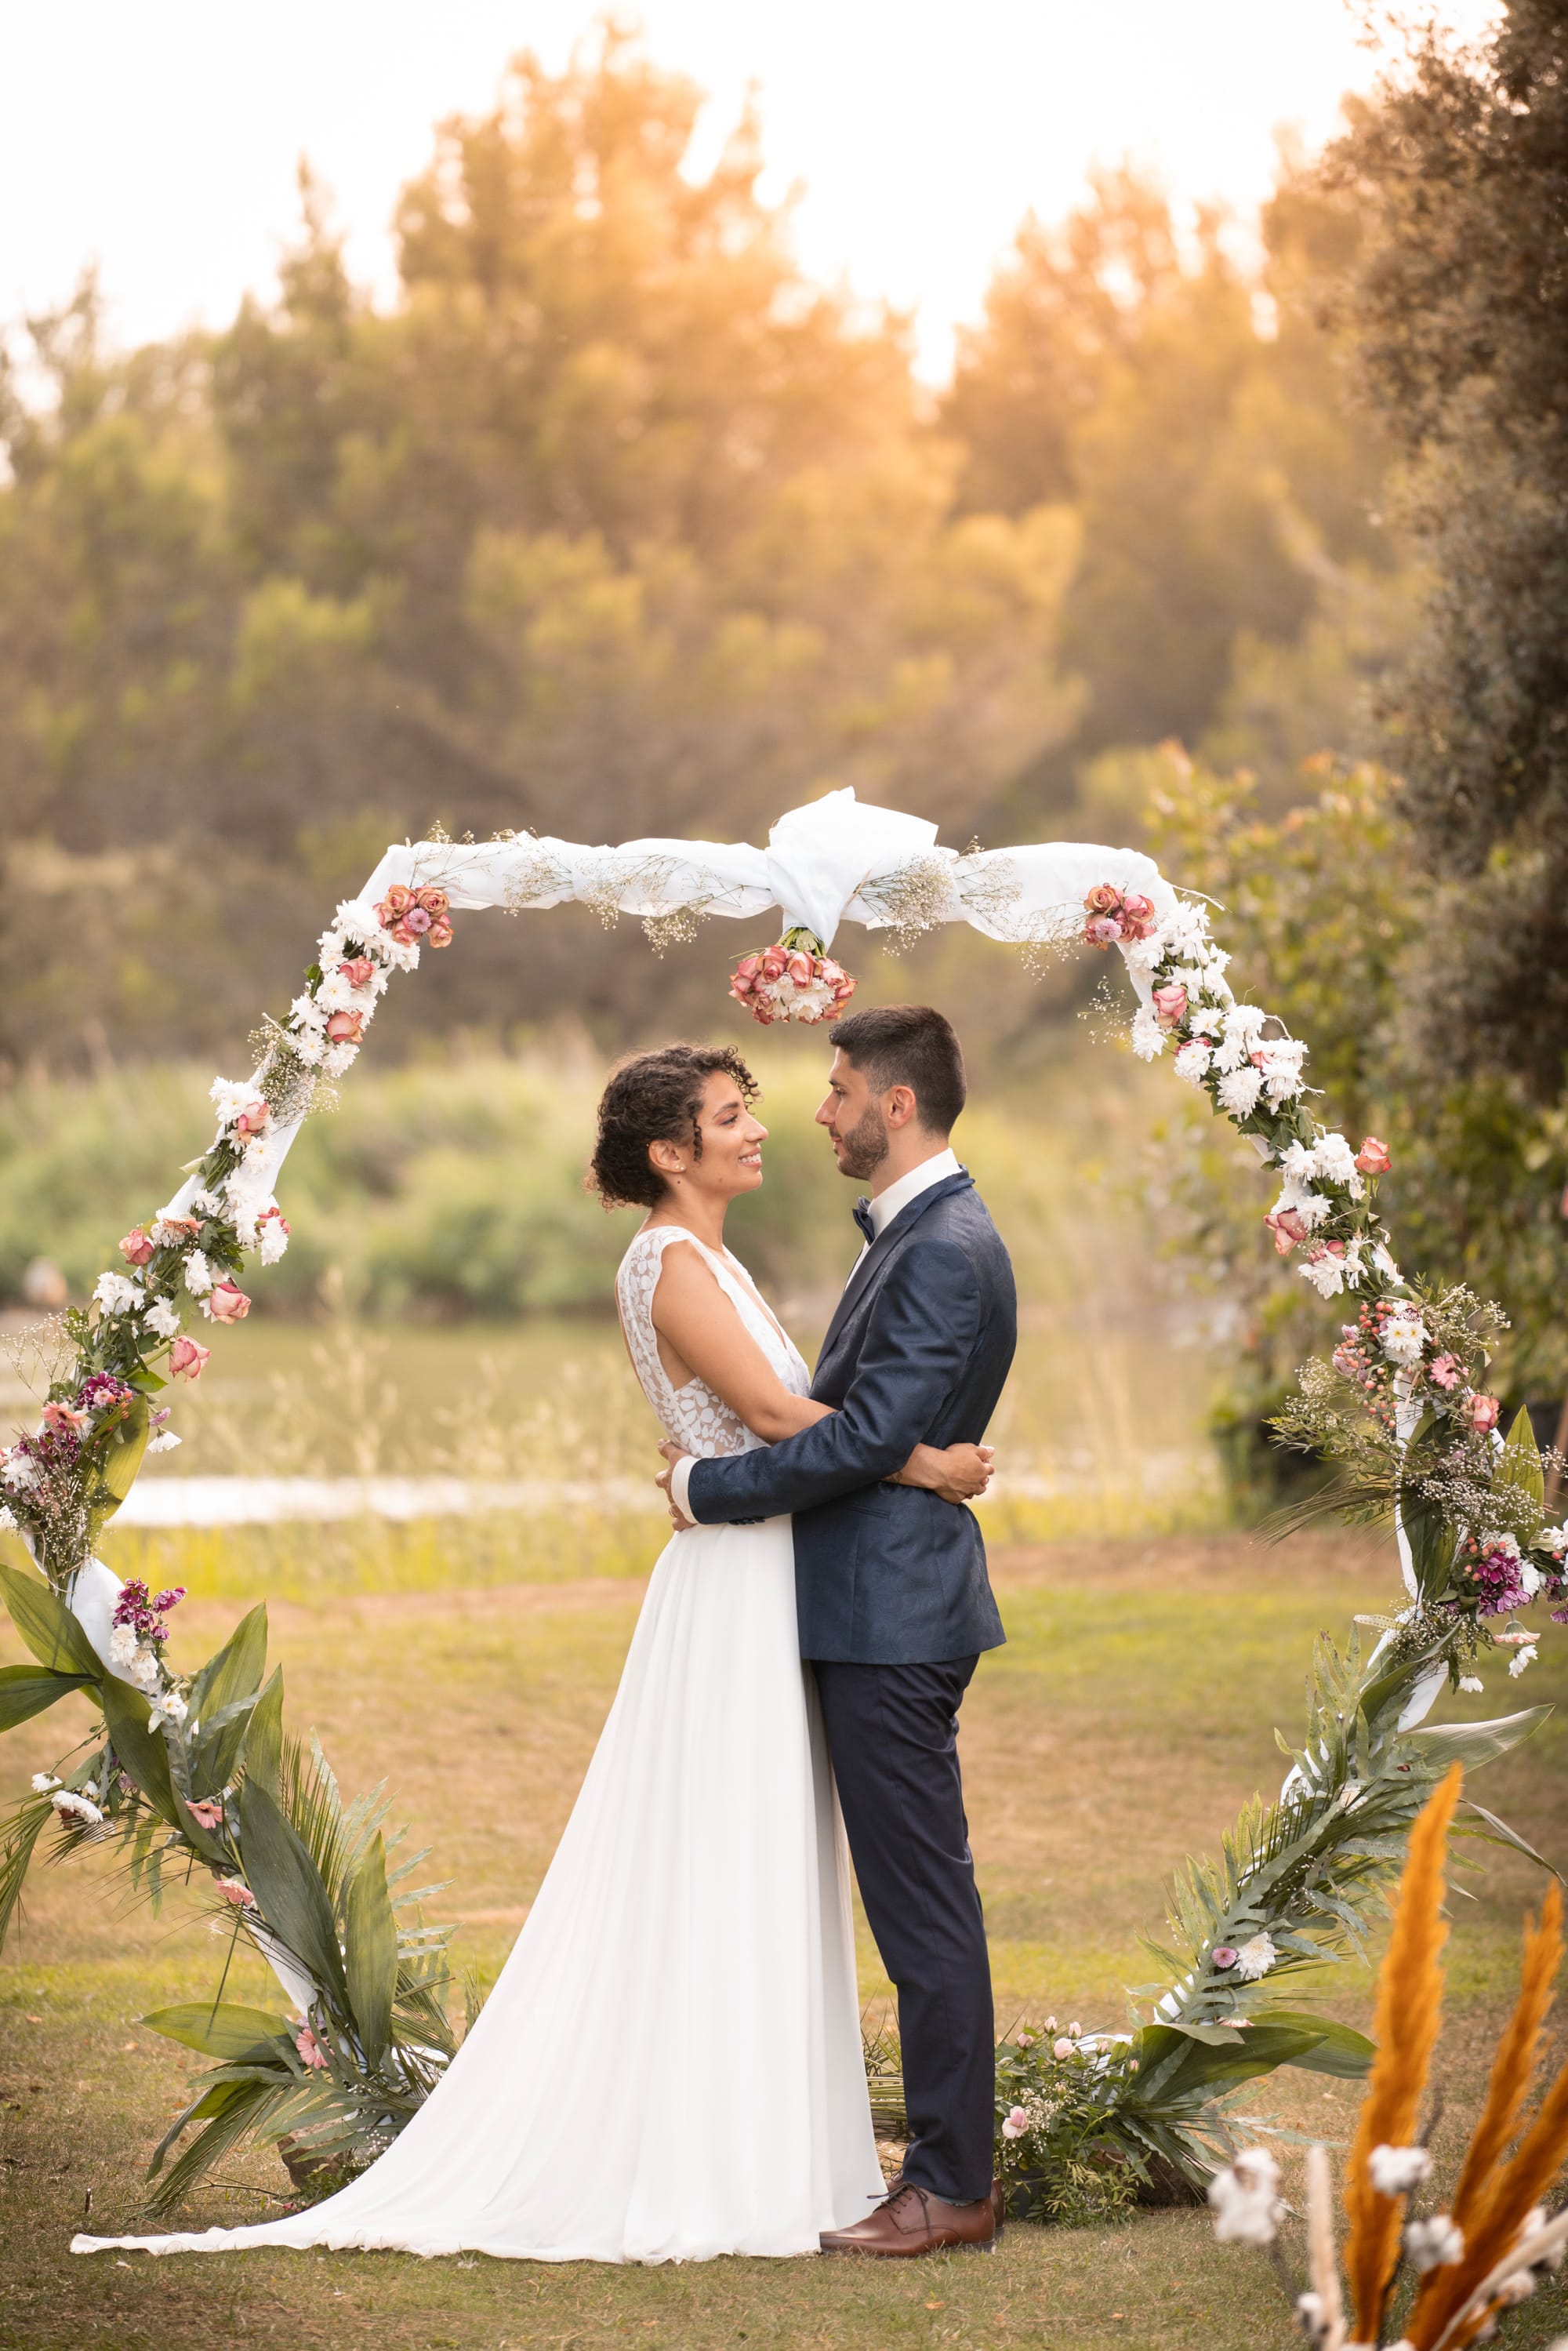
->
<box><xmin>884</xmin><ymin>1084</ymin><xmax>920</xmax><ymax>1131</ymax></box>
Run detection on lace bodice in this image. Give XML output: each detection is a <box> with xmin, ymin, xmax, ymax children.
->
<box><xmin>616</xmin><ymin>1226</ymin><xmax>811</xmax><ymax>1458</ymax></box>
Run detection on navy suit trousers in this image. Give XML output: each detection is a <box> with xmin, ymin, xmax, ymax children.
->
<box><xmin>811</xmin><ymin>1655</ymin><xmax>994</xmax><ymax>2204</ymax></box>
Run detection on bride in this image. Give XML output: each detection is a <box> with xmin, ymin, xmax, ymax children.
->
<box><xmin>75</xmin><ymin>1043</ymin><xmax>993</xmax><ymax>2265</ymax></box>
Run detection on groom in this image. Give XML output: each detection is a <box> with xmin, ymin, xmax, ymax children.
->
<box><xmin>661</xmin><ymin>1005</ymin><xmax>1016</xmax><ymax>2257</ymax></box>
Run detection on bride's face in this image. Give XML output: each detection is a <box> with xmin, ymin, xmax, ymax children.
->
<box><xmin>659</xmin><ymin>1074</ymin><xmax>768</xmax><ymax>1204</ymax></box>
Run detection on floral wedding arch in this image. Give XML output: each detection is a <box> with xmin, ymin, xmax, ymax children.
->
<box><xmin>0</xmin><ymin>787</ymin><xmax>1559</xmax><ymax>2211</ymax></box>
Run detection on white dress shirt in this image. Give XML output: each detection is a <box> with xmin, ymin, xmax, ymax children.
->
<box><xmin>669</xmin><ymin>1146</ymin><xmax>963</xmax><ymax>1524</ymax></box>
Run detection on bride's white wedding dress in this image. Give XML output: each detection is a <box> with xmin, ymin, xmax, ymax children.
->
<box><xmin>75</xmin><ymin>1225</ymin><xmax>884</xmax><ymax>2263</ymax></box>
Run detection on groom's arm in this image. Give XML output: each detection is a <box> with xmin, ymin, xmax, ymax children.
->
<box><xmin>682</xmin><ymin>1240</ymin><xmax>981</xmax><ymax>1524</ymax></box>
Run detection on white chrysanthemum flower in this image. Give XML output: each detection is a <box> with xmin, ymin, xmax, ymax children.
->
<box><xmin>51</xmin><ymin>1789</ymin><xmax>104</xmax><ymax>1827</ymax></box>
<box><xmin>260</xmin><ymin>1219</ymin><xmax>289</xmax><ymax>1265</ymax></box>
<box><xmin>1369</xmin><ymin>2143</ymin><xmax>1432</xmax><ymax>2196</ymax></box>
<box><xmin>209</xmin><ymin>1076</ymin><xmax>253</xmax><ymax>1128</ymax></box>
<box><xmin>143</xmin><ymin>1297</ymin><xmax>182</xmax><ymax>1340</ymax></box>
<box><xmin>183</xmin><ymin>1249</ymin><xmax>216</xmax><ymax>1297</ymax></box>
<box><xmin>94</xmin><ymin>1270</ymin><xmax>145</xmax><ymax>1317</ymax></box>
<box><xmin>1207</xmin><ymin>2148</ymin><xmax>1283</xmax><ymax>2247</ymax></box>
<box><xmin>1273</xmin><ymin>1180</ymin><xmax>1333</xmax><ymax>1231</ymax></box>
<box><xmin>0</xmin><ymin>1503</ymin><xmax>18</xmax><ymax>1533</ymax></box>
<box><xmin>1510</xmin><ymin>1646</ymin><xmax>1538</xmax><ymax>1678</ymax></box>
<box><xmin>1218</xmin><ymin>1066</ymin><xmax>1264</xmax><ymax>1117</ymax></box>
<box><xmin>1162</xmin><ymin>901</ymin><xmax>1212</xmax><ymax>957</ymax></box>
<box><xmin>1280</xmin><ymin>1140</ymin><xmax>1316</xmax><ymax>1182</ymax></box>
<box><xmin>289</xmin><ymin>992</ymin><xmax>326</xmax><ymax>1033</ymax></box>
<box><xmin>1299</xmin><ymin>1253</ymin><xmax>1347</xmax><ymax>1299</ymax></box>
<box><xmin>2</xmin><ymin>1452</ymin><xmax>41</xmax><ymax>1492</ymax></box>
<box><xmin>190</xmin><ymin>1188</ymin><xmax>224</xmax><ymax>1218</ymax></box>
<box><xmin>1130</xmin><ymin>1005</ymin><xmax>1165</xmax><ymax>1060</ymax></box>
<box><xmin>149</xmin><ymin>1689</ymin><xmax>188</xmax><ymax>1728</ymax></box>
<box><xmin>1310</xmin><ymin>1133</ymin><xmax>1359</xmax><ymax>1186</ymax></box>
<box><xmin>1232</xmin><ymin>1932</ymin><xmax>1277</xmax><ymax>1982</ymax></box>
<box><xmin>146</xmin><ymin>1430</ymin><xmax>181</xmax><ymax>1454</ymax></box>
<box><xmin>1405</xmin><ymin>2215</ymin><xmax>1464</xmax><ymax>2271</ymax></box>
<box><xmin>1380</xmin><ymin>1310</ymin><xmax>1428</xmax><ymax>1366</ymax></box>
<box><xmin>1259</xmin><ymin>1049</ymin><xmax>1308</xmax><ymax>1107</ymax></box>
<box><xmin>1172</xmin><ymin>1040</ymin><xmax>1212</xmax><ymax>1084</ymax></box>
<box><xmin>329</xmin><ymin>897</ymin><xmax>391</xmax><ymax>948</ymax></box>
<box><xmin>1458</xmin><ymin>1675</ymin><xmax>1484</xmax><ymax>1694</ymax></box>
<box><xmin>323</xmin><ymin>1041</ymin><xmax>361</xmax><ymax>1077</ymax></box>
<box><xmin>31</xmin><ymin>1772</ymin><xmax>59</xmax><ymax>1793</ymax></box>
<box><xmin>1122</xmin><ymin>934</ymin><xmax>1164</xmax><ymax>976</ymax></box>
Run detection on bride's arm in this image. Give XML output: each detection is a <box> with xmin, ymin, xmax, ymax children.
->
<box><xmin>650</xmin><ymin>1240</ymin><xmax>829</xmax><ymax>1441</ymax></box>
<box><xmin>651</xmin><ymin>1243</ymin><xmax>995</xmax><ymax>1499</ymax></box>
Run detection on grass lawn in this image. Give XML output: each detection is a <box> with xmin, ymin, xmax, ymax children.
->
<box><xmin>3</xmin><ymin>1528</ymin><xmax>1567</xmax><ymax>2350</ymax></box>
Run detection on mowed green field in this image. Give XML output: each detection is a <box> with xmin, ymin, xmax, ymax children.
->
<box><xmin>2</xmin><ymin>1529</ymin><xmax>1567</xmax><ymax>2351</ymax></box>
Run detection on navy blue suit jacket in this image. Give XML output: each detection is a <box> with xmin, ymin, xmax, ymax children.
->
<box><xmin>684</xmin><ymin>1170</ymin><xmax>1014</xmax><ymax>1663</ymax></box>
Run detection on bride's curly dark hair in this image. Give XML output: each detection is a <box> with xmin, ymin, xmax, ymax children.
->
<box><xmin>588</xmin><ymin>1045</ymin><xmax>760</xmax><ymax>1211</ymax></box>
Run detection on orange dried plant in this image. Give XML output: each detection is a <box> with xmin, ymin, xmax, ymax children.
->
<box><xmin>1341</xmin><ymin>1761</ymin><xmax>1462</xmax><ymax>2342</ymax></box>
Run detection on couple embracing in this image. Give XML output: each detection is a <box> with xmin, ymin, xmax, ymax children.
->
<box><xmin>78</xmin><ymin>1005</ymin><xmax>1018</xmax><ymax>2267</ymax></box>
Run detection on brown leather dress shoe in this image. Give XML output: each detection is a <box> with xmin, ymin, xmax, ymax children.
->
<box><xmin>820</xmin><ymin>2180</ymin><xmax>998</xmax><ymax>2257</ymax></box>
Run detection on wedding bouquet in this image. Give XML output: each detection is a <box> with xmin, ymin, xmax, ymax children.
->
<box><xmin>728</xmin><ymin>928</ymin><xmax>856</xmax><ymax>1025</ymax></box>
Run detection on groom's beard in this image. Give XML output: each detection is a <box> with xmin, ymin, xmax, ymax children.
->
<box><xmin>834</xmin><ymin>1101</ymin><xmax>890</xmax><ymax>1182</ymax></box>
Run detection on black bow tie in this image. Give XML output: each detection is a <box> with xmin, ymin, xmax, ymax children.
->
<box><xmin>852</xmin><ymin>1197</ymin><xmax>876</xmax><ymax>1245</ymax></box>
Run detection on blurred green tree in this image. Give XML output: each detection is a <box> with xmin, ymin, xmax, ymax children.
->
<box><xmin>1318</xmin><ymin>2</ymin><xmax>1568</xmax><ymax>1106</ymax></box>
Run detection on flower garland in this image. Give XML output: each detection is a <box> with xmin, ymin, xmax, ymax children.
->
<box><xmin>1094</xmin><ymin>881</ymin><xmax>1566</xmax><ymax>1692</ymax></box>
<box><xmin>0</xmin><ymin>870</ymin><xmax>456</xmax><ymax>1597</ymax></box>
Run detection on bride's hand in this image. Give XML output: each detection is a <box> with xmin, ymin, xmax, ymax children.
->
<box><xmin>893</xmin><ymin>1442</ymin><xmax>995</xmax><ymax>1504</ymax></box>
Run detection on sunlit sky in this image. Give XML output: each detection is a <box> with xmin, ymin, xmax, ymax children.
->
<box><xmin>0</xmin><ymin>2</ymin><xmax>1501</xmax><ymax>382</ymax></box>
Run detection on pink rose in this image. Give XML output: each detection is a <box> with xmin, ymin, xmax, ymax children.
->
<box><xmin>119</xmin><ymin>1226</ymin><xmax>155</xmax><ymax>1266</ymax></box>
<box><xmin>324</xmin><ymin>1008</ymin><xmax>364</xmax><ymax>1045</ymax></box>
<box><xmin>733</xmin><ymin>954</ymin><xmax>761</xmax><ymax>987</ymax></box>
<box><xmin>427</xmin><ymin>912</ymin><xmax>454</xmax><ymax>949</ymax></box>
<box><xmin>1083</xmin><ymin>883</ymin><xmax>1122</xmax><ymax>916</ymax></box>
<box><xmin>168</xmin><ymin>1335</ymin><xmax>212</xmax><ymax>1380</ymax></box>
<box><xmin>1151</xmin><ymin>983</ymin><xmax>1188</xmax><ymax>1030</ymax></box>
<box><xmin>1428</xmin><ymin>1354</ymin><xmax>1462</xmax><ymax>1391</ymax></box>
<box><xmin>818</xmin><ymin>958</ymin><xmax>846</xmax><ymax>987</ymax></box>
<box><xmin>786</xmin><ymin>950</ymin><xmax>813</xmax><ymax>987</ymax></box>
<box><xmin>1052</xmin><ymin>2037</ymin><xmax>1075</xmax><ymax>2059</ymax></box>
<box><xmin>42</xmin><ymin>1401</ymin><xmax>89</xmax><ymax>1435</ymax></box>
<box><xmin>1120</xmin><ymin>892</ymin><xmax>1158</xmax><ymax>940</ymax></box>
<box><xmin>1084</xmin><ymin>915</ymin><xmax>1122</xmax><ymax>950</ymax></box>
<box><xmin>295</xmin><ymin>2025</ymin><xmax>329</xmax><ymax>2071</ymax></box>
<box><xmin>760</xmin><ymin>946</ymin><xmax>788</xmax><ymax>980</ymax></box>
<box><xmin>1264</xmin><ymin>1208</ymin><xmax>1308</xmax><ymax>1255</ymax></box>
<box><xmin>1000</xmin><ymin>2106</ymin><xmax>1029</xmax><ymax>2141</ymax></box>
<box><xmin>216</xmin><ymin>1877</ymin><xmax>255</xmax><ymax>1908</ymax></box>
<box><xmin>376</xmin><ymin>885</ymin><xmax>413</xmax><ymax>923</ymax></box>
<box><xmin>233</xmin><ymin>1099</ymin><xmax>270</xmax><ymax>1140</ymax></box>
<box><xmin>416</xmin><ymin>887</ymin><xmax>449</xmax><ymax>918</ymax></box>
<box><xmin>185</xmin><ymin>1798</ymin><xmax>224</xmax><ymax>1830</ymax></box>
<box><xmin>1468</xmin><ymin>1392</ymin><xmax>1501</xmax><ymax>1433</ymax></box>
<box><xmin>1356</xmin><ymin>1136</ymin><xmax>1392</xmax><ymax>1175</ymax></box>
<box><xmin>337</xmin><ymin>957</ymin><xmax>375</xmax><ymax>990</ymax></box>
<box><xmin>833</xmin><ymin>974</ymin><xmax>857</xmax><ymax>1003</ymax></box>
<box><xmin>205</xmin><ymin>1281</ymin><xmax>251</xmax><ymax>1324</ymax></box>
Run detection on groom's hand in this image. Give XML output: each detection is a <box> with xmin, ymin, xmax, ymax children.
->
<box><xmin>656</xmin><ymin>1439</ymin><xmax>696</xmax><ymax>1530</ymax></box>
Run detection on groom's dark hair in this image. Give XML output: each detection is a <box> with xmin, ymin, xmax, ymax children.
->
<box><xmin>831</xmin><ymin>1005</ymin><xmax>966</xmax><ymax>1135</ymax></box>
